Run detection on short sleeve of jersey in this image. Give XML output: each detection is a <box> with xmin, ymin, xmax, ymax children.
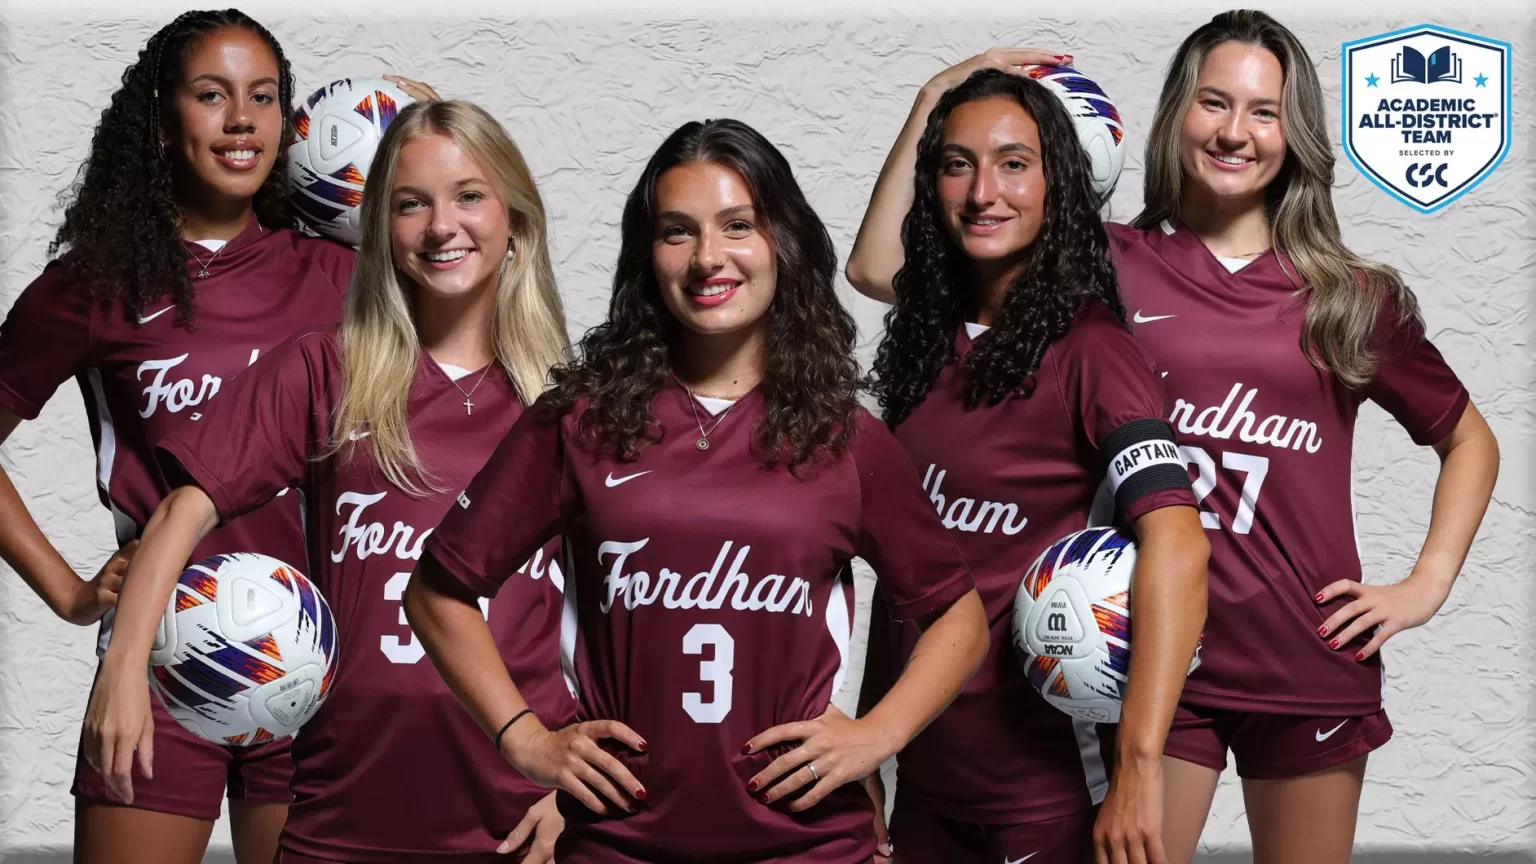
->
<box><xmin>296</xmin><ymin>235</ymin><xmax>357</xmax><ymax>303</ymax></box>
<box><xmin>0</xmin><ymin>263</ymin><xmax>96</xmax><ymax>420</ymax></box>
<box><xmin>851</xmin><ymin>412</ymin><xmax>975</xmax><ymax>622</ymax></box>
<box><xmin>155</xmin><ymin>327</ymin><xmax>333</xmax><ymax>521</ymax></box>
<box><xmin>424</xmin><ymin>396</ymin><xmax>570</xmax><ymax>598</ymax></box>
<box><xmin>1363</xmin><ymin>293</ymin><xmax>1468</xmax><ymax>446</ymax></box>
<box><xmin>1053</xmin><ymin>303</ymin><xmax>1196</xmax><ymax>521</ymax></box>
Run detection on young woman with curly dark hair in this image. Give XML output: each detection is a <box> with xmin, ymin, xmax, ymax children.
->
<box><xmin>0</xmin><ymin>10</ymin><xmax>433</xmax><ymax>863</ymax></box>
<box><xmin>848</xmin><ymin>66</ymin><xmax>1209</xmax><ymax>864</ymax></box>
<box><xmin>402</xmin><ymin>118</ymin><xmax>988</xmax><ymax>863</ymax></box>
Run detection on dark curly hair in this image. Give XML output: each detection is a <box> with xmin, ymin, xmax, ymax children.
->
<box><xmin>870</xmin><ymin>68</ymin><xmax>1126</xmax><ymax>427</ymax></box>
<box><xmin>548</xmin><ymin>119</ymin><xmax>860</xmax><ymax>472</ymax></box>
<box><xmin>48</xmin><ymin>9</ymin><xmax>297</xmax><ymax>328</ymax></box>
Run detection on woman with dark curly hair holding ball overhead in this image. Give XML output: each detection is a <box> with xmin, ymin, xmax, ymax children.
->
<box><xmin>851</xmin><ymin>64</ymin><xmax>1209</xmax><ymax>864</ymax></box>
<box><xmin>0</xmin><ymin>10</ymin><xmax>433</xmax><ymax>863</ymax></box>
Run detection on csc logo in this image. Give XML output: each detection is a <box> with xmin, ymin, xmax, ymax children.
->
<box><xmin>1405</xmin><ymin>162</ymin><xmax>1450</xmax><ymax>188</ymax></box>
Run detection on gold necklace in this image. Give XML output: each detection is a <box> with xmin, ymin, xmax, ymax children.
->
<box><xmin>671</xmin><ymin>373</ymin><xmax>740</xmax><ymax>451</ymax></box>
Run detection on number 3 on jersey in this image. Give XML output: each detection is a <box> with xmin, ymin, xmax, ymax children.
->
<box><xmin>683</xmin><ymin>623</ymin><xmax>734</xmax><ymax>723</ymax></box>
<box><xmin>1181</xmin><ymin>446</ymin><xmax>1269</xmax><ymax>534</ymax></box>
<box><xmin>381</xmin><ymin>571</ymin><xmax>490</xmax><ymax>664</ymax></box>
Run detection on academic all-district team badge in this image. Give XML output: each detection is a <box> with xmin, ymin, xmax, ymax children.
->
<box><xmin>1342</xmin><ymin>24</ymin><xmax>1512</xmax><ymax>213</ymax></box>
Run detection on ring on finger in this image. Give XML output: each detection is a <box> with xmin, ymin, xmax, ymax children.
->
<box><xmin>807</xmin><ymin>763</ymin><xmax>818</xmax><ymax>781</ymax></box>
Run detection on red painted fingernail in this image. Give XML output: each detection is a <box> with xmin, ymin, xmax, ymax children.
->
<box><xmin>741</xmin><ymin>743</ymin><xmax>752</xmax><ymax>755</ymax></box>
<box><xmin>637</xmin><ymin>739</ymin><xmax>648</xmax><ymax>753</ymax></box>
<box><xmin>1356</xmin><ymin>652</ymin><xmax>1366</xmax><ymax>662</ymax></box>
<box><xmin>1318</xmin><ymin>625</ymin><xmax>1328</xmax><ymax>636</ymax></box>
<box><xmin>634</xmin><ymin>787</ymin><xmax>647</xmax><ymax>800</ymax></box>
<box><xmin>747</xmin><ymin>779</ymin><xmax>759</xmax><ymax>792</ymax></box>
<box><xmin>1329</xmin><ymin>639</ymin><xmax>1340</xmax><ymax>649</ymax></box>
<box><xmin>1316</xmin><ymin>592</ymin><xmax>1325</xmax><ymax>602</ymax></box>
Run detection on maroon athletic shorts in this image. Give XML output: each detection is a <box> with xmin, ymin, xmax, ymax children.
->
<box><xmin>1163</xmin><ymin>703</ymin><xmax>1393</xmax><ymax>780</ymax></box>
<box><xmin>72</xmin><ymin>688</ymin><xmax>292</xmax><ymax>821</ymax></box>
<box><xmin>890</xmin><ymin>791</ymin><xmax>1098</xmax><ymax>864</ymax></box>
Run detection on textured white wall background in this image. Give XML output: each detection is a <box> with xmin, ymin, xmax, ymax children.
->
<box><xmin>0</xmin><ymin>1</ymin><xmax>1530</xmax><ymax>858</ymax></box>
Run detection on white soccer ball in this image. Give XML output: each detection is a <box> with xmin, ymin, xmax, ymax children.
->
<box><xmin>287</xmin><ymin>77</ymin><xmax>416</xmax><ymax>246</ymax></box>
<box><xmin>1026</xmin><ymin>64</ymin><xmax>1127</xmax><ymax>201</ymax></box>
<box><xmin>1011</xmin><ymin>527</ymin><xmax>1201</xmax><ymax>723</ymax></box>
<box><xmin>148</xmin><ymin>553</ymin><xmax>337</xmax><ymax>746</ymax></box>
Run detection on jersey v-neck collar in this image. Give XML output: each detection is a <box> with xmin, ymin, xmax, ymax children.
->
<box><xmin>1155</xmin><ymin>219</ymin><xmax>1298</xmax><ymax>289</ymax></box>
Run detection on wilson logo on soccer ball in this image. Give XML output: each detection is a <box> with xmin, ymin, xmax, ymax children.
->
<box><xmin>1012</xmin><ymin>528</ymin><xmax>1201</xmax><ymax>724</ymax></box>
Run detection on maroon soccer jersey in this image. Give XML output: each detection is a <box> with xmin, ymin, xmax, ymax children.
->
<box><xmin>157</xmin><ymin>326</ymin><xmax>576</xmax><ymax>863</ymax></box>
<box><xmin>1109</xmin><ymin>221</ymin><xmax>1468</xmax><ymax>714</ymax></box>
<box><xmin>0</xmin><ymin>220</ymin><xmax>353</xmax><ymax>652</ymax></box>
<box><xmin>873</xmin><ymin>302</ymin><xmax>1196</xmax><ymax>824</ymax></box>
<box><xmin>425</xmin><ymin>381</ymin><xmax>976</xmax><ymax>864</ymax></box>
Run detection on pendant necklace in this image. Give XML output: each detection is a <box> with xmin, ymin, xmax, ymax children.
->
<box><xmin>671</xmin><ymin>372</ymin><xmax>740</xmax><ymax>451</ymax></box>
<box><xmin>449</xmin><ymin>362</ymin><xmax>495</xmax><ymax>415</ymax></box>
<box><xmin>187</xmin><ymin>243</ymin><xmax>227</xmax><ymax>280</ymax></box>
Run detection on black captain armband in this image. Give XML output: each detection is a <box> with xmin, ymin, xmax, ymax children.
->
<box><xmin>1102</xmin><ymin>418</ymin><xmax>1190</xmax><ymax>517</ymax></box>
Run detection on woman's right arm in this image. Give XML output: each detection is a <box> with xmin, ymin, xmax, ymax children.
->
<box><xmin>84</xmin><ymin>484</ymin><xmax>218</xmax><ymax>802</ymax></box>
<box><xmin>405</xmin><ymin>554</ymin><xmax>647</xmax><ymax>815</ymax></box>
<box><xmin>0</xmin><ymin>410</ymin><xmax>133</xmax><ymax>626</ymax></box>
<box><xmin>405</xmin><ymin>401</ymin><xmax>646</xmax><ymax>816</ymax></box>
<box><xmin>845</xmin><ymin>48</ymin><xmax>1067</xmax><ymax>303</ymax></box>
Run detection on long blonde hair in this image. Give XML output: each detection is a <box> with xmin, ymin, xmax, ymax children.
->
<box><xmin>1134</xmin><ymin>9</ymin><xmax>1419</xmax><ymax>387</ymax></box>
<box><xmin>331</xmin><ymin>100</ymin><xmax>569</xmax><ymax>495</ymax></box>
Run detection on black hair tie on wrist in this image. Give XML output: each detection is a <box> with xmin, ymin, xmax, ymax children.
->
<box><xmin>495</xmin><ymin>709</ymin><xmax>535</xmax><ymax>751</ymax></box>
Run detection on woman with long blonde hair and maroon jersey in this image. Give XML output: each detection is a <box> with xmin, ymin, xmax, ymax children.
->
<box><xmin>79</xmin><ymin>100</ymin><xmax>576</xmax><ymax>864</ymax></box>
<box><xmin>404</xmin><ymin>118</ymin><xmax>989</xmax><ymax>863</ymax></box>
<box><xmin>846</xmin><ymin>12</ymin><xmax>1499</xmax><ymax>864</ymax></box>
<box><xmin>0</xmin><ymin>10</ymin><xmax>433</xmax><ymax>863</ymax></box>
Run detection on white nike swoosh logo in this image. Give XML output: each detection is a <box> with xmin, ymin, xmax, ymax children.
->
<box><xmin>1315</xmin><ymin>720</ymin><xmax>1348</xmax><ymax>742</ymax></box>
<box><xmin>605</xmin><ymin>470</ymin><xmax>651</xmax><ymax>488</ymax></box>
<box><xmin>1005</xmin><ymin>855</ymin><xmax>1039</xmax><ymax>864</ymax></box>
<box><xmin>1133</xmin><ymin>311</ymin><xmax>1176</xmax><ymax>323</ymax></box>
<box><xmin>137</xmin><ymin>305</ymin><xmax>175</xmax><ymax>324</ymax></box>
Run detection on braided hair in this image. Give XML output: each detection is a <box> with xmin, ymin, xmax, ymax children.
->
<box><xmin>48</xmin><ymin>9</ymin><xmax>297</xmax><ymax>327</ymax></box>
<box><xmin>870</xmin><ymin>68</ymin><xmax>1126</xmax><ymax>428</ymax></box>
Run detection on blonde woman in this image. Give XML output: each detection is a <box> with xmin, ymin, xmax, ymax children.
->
<box><xmin>81</xmin><ymin>100</ymin><xmax>577</xmax><ymax>864</ymax></box>
<box><xmin>847</xmin><ymin>12</ymin><xmax>1499</xmax><ymax>864</ymax></box>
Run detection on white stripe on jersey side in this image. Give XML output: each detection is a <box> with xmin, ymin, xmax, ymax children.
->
<box><xmin>1078</xmin><ymin>482</ymin><xmax>1114</xmax><ymax>800</ymax></box>
<box><xmin>558</xmin><ymin>541</ymin><xmax>580</xmax><ymax>700</ymax></box>
<box><xmin>1073</xmin><ymin>718</ymin><xmax>1110</xmax><ymax>804</ymax></box>
<box><xmin>825</xmin><ymin>571</ymin><xmax>853</xmax><ymax>697</ymax></box>
<box><xmin>89</xmin><ymin>368</ymin><xmax>139</xmax><ymax>656</ymax></box>
<box><xmin>1086</xmin><ymin>474</ymin><xmax>1116</xmax><ymax>528</ymax></box>
<box><xmin>86</xmin><ymin>369</ymin><xmax>127</xmax><ymax>534</ymax></box>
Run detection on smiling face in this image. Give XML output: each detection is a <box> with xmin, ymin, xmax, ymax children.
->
<box><xmin>1179</xmin><ymin>40</ymin><xmax>1288</xmax><ymax>206</ymax></box>
<box><xmin>652</xmin><ymin>161</ymin><xmax>777</xmax><ymax>341</ymax></box>
<box><xmin>935</xmin><ymin>96</ymin><xmax>1049</xmax><ymax>275</ymax></box>
<box><xmin>164</xmin><ymin>26</ymin><xmax>282</xmax><ymax>213</ymax></box>
<box><xmin>389</xmin><ymin>132</ymin><xmax>511</xmax><ymax>305</ymax></box>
